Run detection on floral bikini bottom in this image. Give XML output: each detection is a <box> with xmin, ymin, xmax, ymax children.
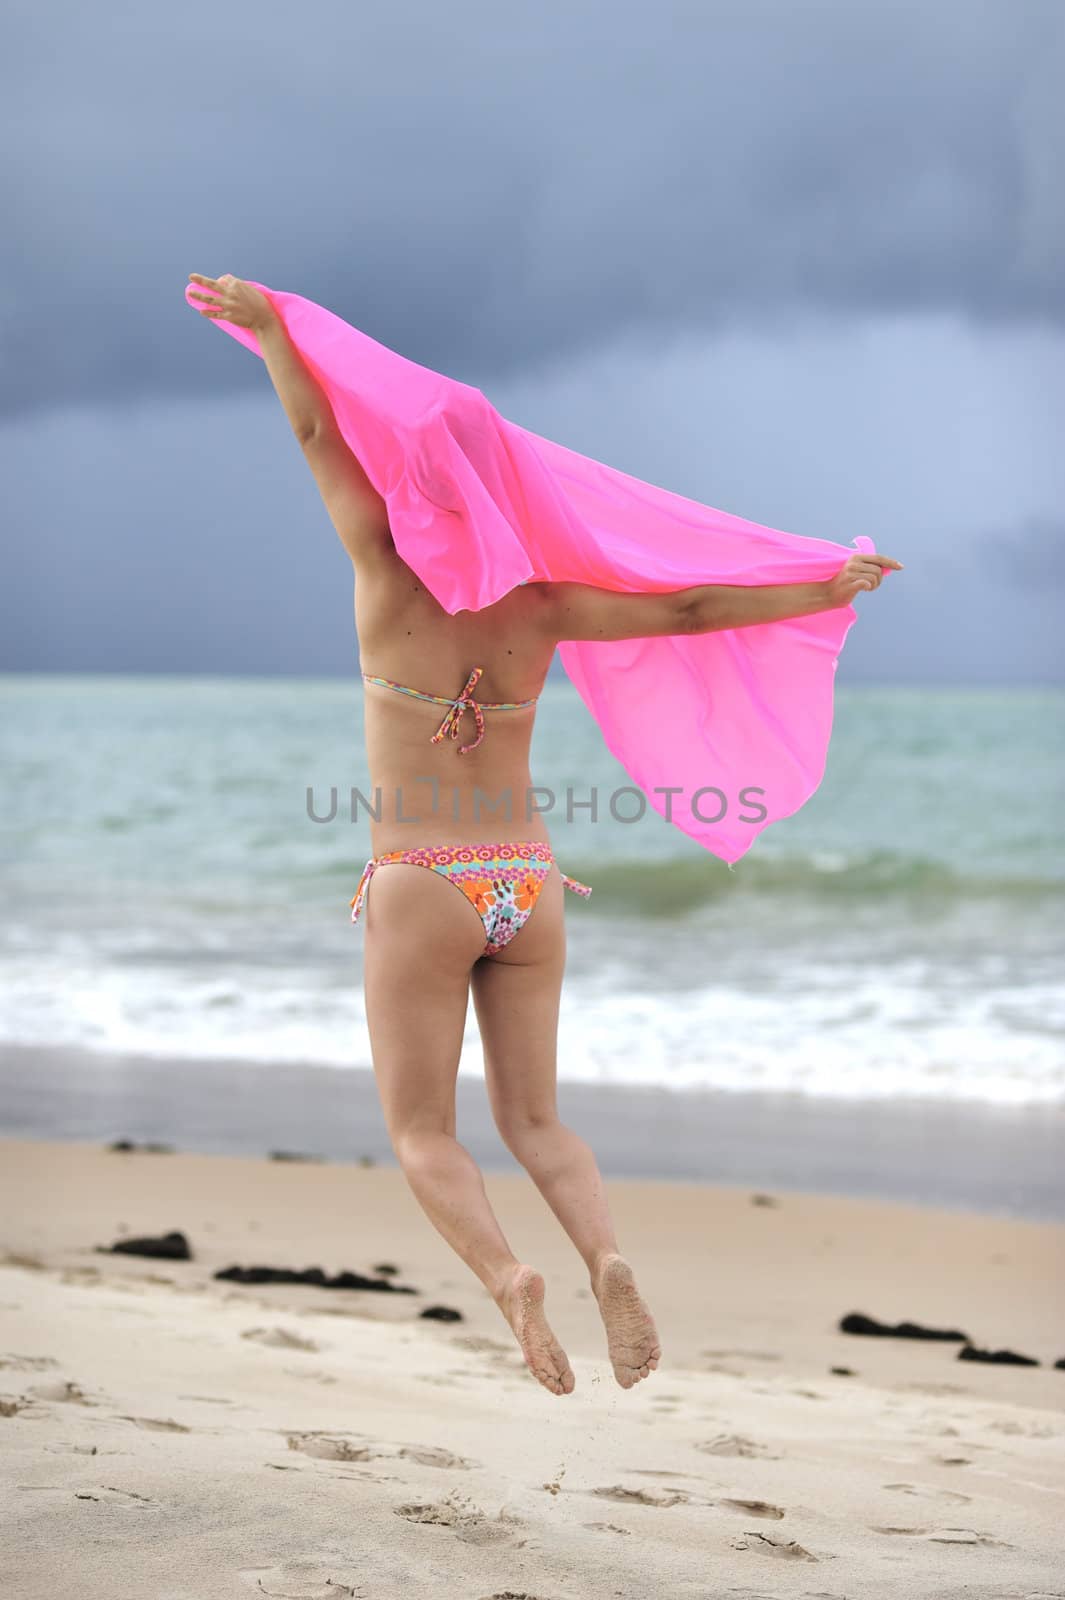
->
<box><xmin>349</xmin><ymin>841</ymin><xmax>592</xmax><ymax>957</ymax></box>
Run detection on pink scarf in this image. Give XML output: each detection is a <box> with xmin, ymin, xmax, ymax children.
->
<box><xmin>187</xmin><ymin>281</ymin><xmax>880</xmax><ymax>863</ymax></box>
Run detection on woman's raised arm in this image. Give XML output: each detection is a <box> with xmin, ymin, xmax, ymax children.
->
<box><xmin>188</xmin><ymin>273</ymin><xmax>391</xmax><ymax>565</ymax></box>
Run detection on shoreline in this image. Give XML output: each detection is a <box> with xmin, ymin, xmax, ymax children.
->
<box><xmin>2</xmin><ymin>1041</ymin><xmax>1064</xmax><ymax>1221</ymax></box>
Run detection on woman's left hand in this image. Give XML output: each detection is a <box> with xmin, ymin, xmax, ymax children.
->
<box><xmin>187</xmin><ymin>273</ymin><xmax>275</xmax><ymax>332</ymax></box>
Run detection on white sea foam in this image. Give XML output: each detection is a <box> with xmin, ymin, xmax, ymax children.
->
<box><xmin>3</xmin><ymin>943</ymin><xmax>1062</xmax><ymax>1105</ymax></box>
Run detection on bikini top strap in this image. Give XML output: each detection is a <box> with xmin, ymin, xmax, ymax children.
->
<box><xmin>361</xmin><ymin>665</ymin><xmax>539</xmax><ymax>756</ymax></box>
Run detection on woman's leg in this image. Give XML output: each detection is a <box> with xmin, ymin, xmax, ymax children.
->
<box><xmin>362</xmin><ymin>861</ymin><xmax>574</xmax><ymax>1395</ymax></box>
<box><xmin>470</xmin><ymin>868</ymin><xmax>661</xmax><ymax>1389</ymax></box>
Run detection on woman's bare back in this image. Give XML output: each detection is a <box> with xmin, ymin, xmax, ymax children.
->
<box><xmin>353</xmin><ymin>542</ymin><xmax>559</xmax><ymax>853</ymax></box>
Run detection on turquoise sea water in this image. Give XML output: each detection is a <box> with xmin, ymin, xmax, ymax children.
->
<box><xmin>2</xmin><ymin>675</ymin><xmax>1063</xmax><ymax>1105</ymax></box>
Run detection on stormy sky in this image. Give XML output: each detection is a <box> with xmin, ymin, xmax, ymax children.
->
<box><xmin>3</xmin><ymin>0</ymin><xmax>1063</xmax><ymax>682</ymax></box>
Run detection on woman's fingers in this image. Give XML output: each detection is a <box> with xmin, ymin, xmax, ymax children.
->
<box><xmin>188</xmin><ymin>291</ymin><xmax>220</xmax><ymax>305</ymax></box>
<box><xmin>188</xmin><ymin>273</ymin><xmax>219</xmax><ymax>287</ymax></box>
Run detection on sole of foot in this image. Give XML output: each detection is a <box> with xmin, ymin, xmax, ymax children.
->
<box><xmin>592</xmin><ymin>1252</ymin><xmax>661</xmax><ymax>1390</ymax></box>
<box><xmin>499</xmin><ymin>1263</ymin><xmax>575</xmax><ymax>1397</ymax></box>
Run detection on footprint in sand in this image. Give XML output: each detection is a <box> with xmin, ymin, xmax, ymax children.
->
<box><xmin>582</xmin><ymin>1523</ymin><xmax>632</xmax><ymax>1536</ymax></box>
<box><xmin>589</xmin><ymin>1484</ymin><xmax>690</xmax><ymax>1508</ymax></box>
<box><xmin>696</xmin><ymin>1434</ymin><xmax>778</xmax><ymax>1460</ymax></box>
<box><xmin>631</xmin><ymin>1469</ymin><xmax>698</xmax><ymax>1480</ymax></box>
<box><xmin>117</xmin><ymin>1415</ymin><xmax>191</xmax><ymax>1433</ymax></box>
<box><xmin>45</xmin><ymin>1443</ymin><xmax>120</xmax><ymax>1457</ymax></box>
<box><xmin>882</xmin><ymin>1481</ymin><xmax>971</xmax><ymax>1504</ymax></box>
<box><xmin>730</xmin><ymin>1531</ymin><xmax>820</xmax><ymax>1562</ymax></box>
<box><xmin>287</xmin><ymin>1433</ymin><xmax>375</xmax><ymax>1463</ymax></box>
<box><xmin>21</xmin><ymin>1483</ymin><xmax>151</xmax><ymax>1508</ymax></box>
<box><xmin>986</xmin><ymin>1418</ymin><xmax>1059</xmax><ymax>1438</ymax></box>
<box><xmin>27</xmin><ymin>1379</ymin><xmax>95</xmax><ymax>1406</ymax></box>
<box><xmin>286</xmin><ymin>1432</ymin><xmax>477</xmax><ymax>1470</ymax></box>
<box><xmin>393</xmin><ymin>1489</ymin><xmax>524</xmax><ymax>1547</ymax></box>
<box><xmin>238</xmin><ymin>1562</ymin><xmax>363</xmax><ymax>1597</ymax></box>
<box><xmin>719</xmin><ymin>1498</ymin><xmax>786</xmax><ymax>1519</ymax></box>
<box><xmin>397</xmin><ymin>1443</ymin><xmax>476</xmax><ymax>1469</ymax></box>
<box><xmin>0</xmin><ymin>1354</ymin><xmax>60</xmax><ymax>1372</ymax></box>
<box><xmin>873</xmin><ymin>1525</ymin><xmax>1013</xmax><ymax>1547</ymax></box>
<box><xmin>241</xmin><ymin>1327</ymin><xmax>319</xmax><ymax>1352</ymax></box>
<box><xmin>449</xmin><ymin>1334</ymin><xmax>513</xmax><ymax>1357</ymax></box>
<box><xmin>96</xmin><ymin>1486</ymin><xmax>154</xmax><ymax>1506</ymax></box>
<box><xmin>926</xmin><ymin>1527</ymin><xmax>1015</xmax><ymax>1547</ymax></box>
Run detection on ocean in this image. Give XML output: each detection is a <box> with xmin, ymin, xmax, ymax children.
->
<box><xmin>2</xmin><ymin>674</ymin><xmax>1063</xmax><ymax>1109</ymax></box>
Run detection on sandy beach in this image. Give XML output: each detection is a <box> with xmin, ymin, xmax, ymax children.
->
<box><xmin>2</xmin><ymin>1137</ymin><xmax>1063</xmax><ymax>1599</ymax></box>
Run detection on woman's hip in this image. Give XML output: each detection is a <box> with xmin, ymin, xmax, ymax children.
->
<box><xmin>349</xmin><ymin>839</ymin><xmax>591</xmax><ymax>958</ymax></box>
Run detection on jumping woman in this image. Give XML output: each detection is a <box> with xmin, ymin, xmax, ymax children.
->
<box><xmin>187</xmin><ymin>271</ymin><xmax>900</xmax><ymax>1397</ymax></box>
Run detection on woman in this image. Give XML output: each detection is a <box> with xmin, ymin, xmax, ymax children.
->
<box><xmin>188</xmin><ymin>272</ymin><xmax>899</xmax><ymax>1398</ymax></box>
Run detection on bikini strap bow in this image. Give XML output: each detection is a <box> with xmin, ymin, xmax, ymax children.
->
<box><xmin>430</xmin><ymin>666</ymin><xmax>486</xmax><ymax>754</ymax></box>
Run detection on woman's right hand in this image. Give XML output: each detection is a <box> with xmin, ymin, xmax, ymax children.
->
<box><xmin>826</xmin><ymin>551</ymin><xmax>904</xmax><ymax>606</ymax></box>
<box><xmin>187</xmin><ymin>273</ymin><xmax>276</xmax><ymax>332</ymax></box>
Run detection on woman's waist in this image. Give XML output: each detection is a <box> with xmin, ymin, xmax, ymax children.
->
<box><xmin>358</xmin><ymin>763</ymin><xmax>545</xmax><ymax>815</ymax></box>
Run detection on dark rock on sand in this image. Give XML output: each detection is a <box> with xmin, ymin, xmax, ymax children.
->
<box><xmin>329</xmin><ymin>1270</ymin><xmax>414</xmax><ymax>1293</ymax></box>
<box><xmin>839</xmin><ymin>1312</ymin><xmax>969</xmax><ymax>1342</ymax></box>
<box><xmin>373</xmin><ymin>1263</ymin><xmax>400</xmax><ymax>1275</ymax></box>
<box><xmin>213</xmin><ymin>1264</ymin><xmax>415</xmax><ymax>1293</ymax></box>
<box><xmin>957</xmin><ymin>1343</ymin><xmax>1040</xmax><ymax>1367</ymax></box>
<box><xmin>101</xmin><ymin>1231</ymin><xmax>192</xmax><ymax>1260</ymax></box>
<box><xmin>1055</xmin><ymin>1357</ymin><xmax>1065</xmax><ymax>1370</ymax></box>
<box><xmin>830</xmin><ymin>1366</ymin><xmax>856</xmax><ymax>1376</ymax></box>
<box><xmin>215</xmin><ymin>1266</ymin><xmax>308</xmax><ymax>1285</ymax></box>
<box><xmin>108</xmin><ymin>1140</ymin><xmax>175</xmax><ymax>1154</ymax></box>
<box><xmin>267</xmin><ymin>1151</ymin><xmax>325</xmax><ymax>1163</ymax></box>
<box><xmin>750</xmin><ymin>1193</ymin><xmax>779</xmax><ymax>1207</ymax></box>
<box><xmin>419</xmin><ymin>1304</ymin><xmax>464</xmax><ymax>1323</ymax></box>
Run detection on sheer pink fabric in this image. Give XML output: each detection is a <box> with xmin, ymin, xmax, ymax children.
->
<box><xmin>187</xmin><ymin>280</ymin><xmax>879</xmax><ymax>863</ymax></box>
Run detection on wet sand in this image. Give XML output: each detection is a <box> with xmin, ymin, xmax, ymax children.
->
<box><xmin>3</xmin><ymin>1042</ymin><xmax>1063</xmax><ymax>1219</ymax></box>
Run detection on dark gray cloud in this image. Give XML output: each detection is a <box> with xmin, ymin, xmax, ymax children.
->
<box><xmin>4</xmin><ymin>2</ymin><xmax>1062</xmax><ymax>683</ymax></box>
<box><xmin>3</xmin><ymin>0</ymin><xmax>1063</xmax><ymax>420</ymax></box>
<box><xmin>4</xmin><ymin>315</ymin><xmax>1062</xmax><ymax>683</ymax></box>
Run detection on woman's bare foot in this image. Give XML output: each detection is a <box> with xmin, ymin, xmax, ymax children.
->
<box><xmin>495</xmin><ymin>1264</ymin><xmax>575</xmax><ymax>1396</ymax></box>
<box><xmin>591</xmin><ymin>1252</ymin><xmax>661</xmax><ymax>1389</ymax></box>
